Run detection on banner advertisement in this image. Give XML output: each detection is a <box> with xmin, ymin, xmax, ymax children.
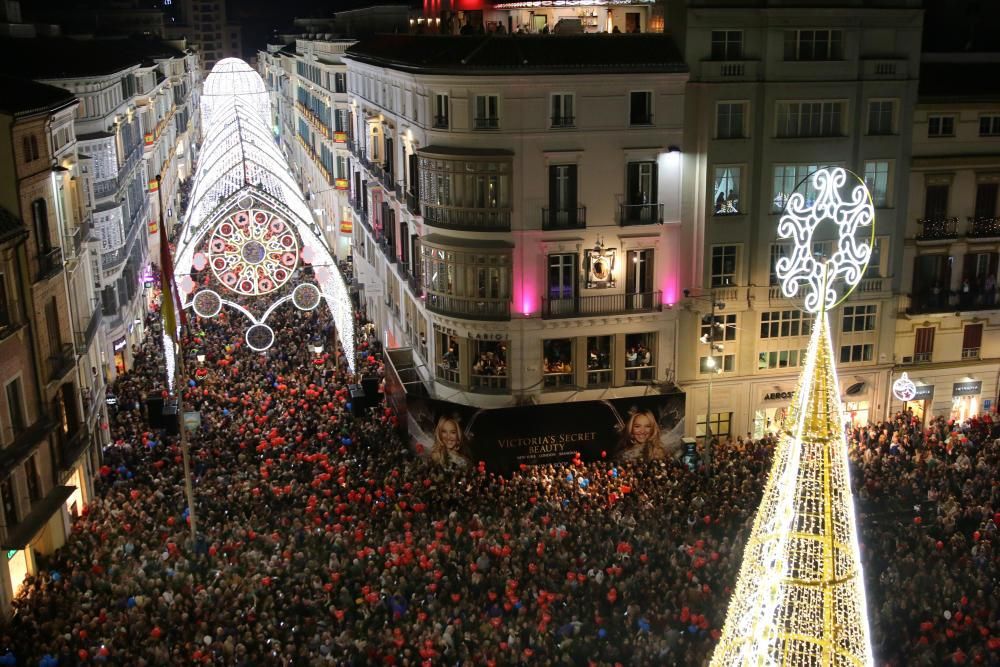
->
<box><xmin>405</xmin><ymin>392</ymin><xmax>684</xmax><ymax>473</ymax></box>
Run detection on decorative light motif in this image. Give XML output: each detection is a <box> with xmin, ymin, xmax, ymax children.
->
<box><xmin>171</xmin><ymin>59</ymin><xmax>357</xmax><ymax>371</ymax></box>
<box><xmin>209</xmin><ymin>209</ymin><xmax>298</xmax><ymax>295</ymax></box>
<box><xmin>892</xmin><ymin>373</ymin><xmax>917</xmax><ymax>402</ymax></box>
<box><xmin>775</xmin><ymin>167</ymin><xmax>874</xmax><ymax>314</ymax></box>
<box><xmin>712</xmin><ymin>167</ymin><xmax>874</xmax><ymax>667</ymax></box>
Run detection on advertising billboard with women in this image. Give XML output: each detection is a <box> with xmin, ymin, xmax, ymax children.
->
<box><xmin>405</xmin><ymin>392</ymin><xmax>684</xmax><ymax>473</ymax></box>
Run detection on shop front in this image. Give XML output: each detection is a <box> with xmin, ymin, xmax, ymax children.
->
<box><xmin>841</xmin><ymin>377</ymin><xmax>875</xmax><ymax>427</ymax></box>
<box><xmin>952</xmin><ymin>379</ymin><xmax>983</xmax><ymax>422</ymax></box>
<box><xmin>112</xmin><ymin>336</ymin><xmax>128</xmax><ymax>376</ymax></box>
<box><xmin>752</xmin><ymin>387</ymin><xmax>796</xmax><ymax>439</ymax></box>
<box><xmin>890</xmin><ymin>372</ymin><xmax>935</xmax><ymax>424</ymax></box>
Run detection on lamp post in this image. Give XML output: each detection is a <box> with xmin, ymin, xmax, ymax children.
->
<box><xmin>684</xmin><ymin>288</ymin><xmax>727</xmax><ymax>476</ymax></box>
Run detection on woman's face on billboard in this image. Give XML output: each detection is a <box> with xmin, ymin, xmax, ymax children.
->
<box><xmin>630</xmin><ymin>414</ymin><xmax>654</xmax><ymax>445</ymax></box>
<box><xmin>440</xmin><ymin>420</ymin><xmax>460</xmax><ymax>449</ymax></box>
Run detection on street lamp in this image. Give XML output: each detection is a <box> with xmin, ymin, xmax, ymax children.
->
<box><xmin>684</xmin><ymin>288</ymin><xmax>727</xmax><ymax>476</ymax></box>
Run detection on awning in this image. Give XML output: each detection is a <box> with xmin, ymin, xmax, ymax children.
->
<box><xmin>2</xmin><ymin>486</ymin><xmax>75</xmax><ymax>550</ymax></box>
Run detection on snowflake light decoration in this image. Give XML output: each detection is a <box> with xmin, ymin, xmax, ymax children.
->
<box><xmin>774</xmin><ymin>167</ymin><xmax>875</xmax><ymax>314</ymax></box>
<box><xmin>209</xmin><ymin>209</ymin><xmax>298</xmax><ymax>296</ymax></box>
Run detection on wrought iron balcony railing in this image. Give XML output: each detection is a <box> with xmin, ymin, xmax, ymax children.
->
<box><xmin>542</xmin><ymin>206</ymin><xmax>586</xmax><ymax>230</ymax></box>
<box><xmin>542</xmin><ymin>290</ymin><xmax>662</xmax><ymax>319</ymax></box>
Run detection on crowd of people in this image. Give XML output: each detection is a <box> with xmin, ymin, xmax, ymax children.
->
<box><xmin>0</xmin><ymin>275</ymin><xmax>996</xmax><ymax>665</ymax></box>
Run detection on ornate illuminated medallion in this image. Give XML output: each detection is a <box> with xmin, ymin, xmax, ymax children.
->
<box><xmin>208</xmin><ymin>209</ymin><xmax>298</xmax><ymax>296</ymax></box>
<box><xmin>711</xmin><ymin>167</ymin><xmax>875</xmax><ymax>667</ymax></box>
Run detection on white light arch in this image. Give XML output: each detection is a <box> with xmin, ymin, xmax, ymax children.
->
<box><xmin>174</xmin><ymin>59</ymin><xmax>355</xmax><ymax>370</ymax></box>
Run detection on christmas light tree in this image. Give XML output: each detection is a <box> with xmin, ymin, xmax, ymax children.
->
<box><xmin>711</xmin><ymin>167</ymin><xmax>875</xmax><ymax>667</ymax></box>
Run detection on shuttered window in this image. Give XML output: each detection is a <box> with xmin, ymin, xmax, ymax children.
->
<box><xmin>962</xmin><ymin>324</ymin><xmax>983</xmax><ymax>359</ymax></box>
<box><xmin>914</xmin><ymin>327</ymin><xmax>935</xmax><ymax>362</ymax></box>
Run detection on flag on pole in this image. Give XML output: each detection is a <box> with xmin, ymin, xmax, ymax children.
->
<box><xmin>159</xmin><ymin>219</ymin><xmax>185</xmax><ymax>342</ymax></box>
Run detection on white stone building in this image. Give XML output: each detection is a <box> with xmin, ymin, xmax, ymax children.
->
<box><xmin>675</xmin><ymin>0</ymin><xmax>923</xmax><ymax>439</ymax></box>
<box><xmin>888</xmin><ymin>54</ymin><xmax>1000</xmax><ymax>423</ymax></box>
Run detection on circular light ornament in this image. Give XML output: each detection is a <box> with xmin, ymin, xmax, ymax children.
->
<box><xmin>246</xmin><ymin>323</ymin><xmax>275</xmax><ymax>351</ymax></box>
<box><xmin>208</xmin><ymin>209</ymin><xmax>299</xmax><ymax>296</ymax></box>
<box><xmin>292</xmin><ymin>283</ymin><xmax>321</xmax><ymax>311</ymax></box>
<box><xmin>892</xmin><ymin>372</ymin><xmax>918</xmax><ymax>402</ymax></box>
<box><xmin>774</xmin><ymin>167</ymin><xmax>875</xmax><ymax>314</ymax></box>
<box><xmin>192</xmin><ymin>289</ymin><xmax>223</xmax><ymax>318</ymax></box>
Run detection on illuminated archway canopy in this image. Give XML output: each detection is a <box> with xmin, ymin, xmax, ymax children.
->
<box><xmin>175</xmin><ymin>58</ymin><xmax>354</xmax><ymax>370</ymax></box>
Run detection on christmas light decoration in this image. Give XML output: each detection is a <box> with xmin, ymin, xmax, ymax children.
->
<box><xmin>171</xmin><ymin>59</ymin><xmax>356</xmax><ymax>369</ymax></box>
<box><xmin>892</xmin><ymin>373</ymin><xmax>917</xmax><ymax>402</ymax></box>
<box><xmin>711</xmin><ymin>167</ymin><xmax>874</xmax><ymax>667</ymax></box>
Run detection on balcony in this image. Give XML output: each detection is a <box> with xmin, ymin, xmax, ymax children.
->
<box><xmin>74</xmin><ymin>301</ymin><xmax>102</xmax><ymax>355</ymax></box>
<box><xmin>550</xmin><ymin>116</ymin><xmax>575</xmax><ymax>128</ymax></box>
<box><xmin>862</xmin><ymin>58</ymin><xmax>908</xmax><ymax>80</ymax></box>
<box><xmin>542</xmin><ymin>290</ymin><xmax>662</xmax><ymax>319</ymax></box>
<box><xmin>915</xmin><ymin>217</ymin><xmax>959</xmax><ymax>241</ymax></box>
<box><xmin>542</xmin><ymin>206</ymin><xmax>586</xmax><ymax>230</ymax></box>
<box><xmin>425</xmin><ymin>293</ymin><xmax>510</xmax><ymax>321</ymax></box>
<box><xmin>378</xmin><ymin>238</ymin><xmax>397</xmax><ymax>264</ymax></box>
<box><xmin>37</xmin><ymin>247</ymin><xmax>64</xmax><ymax>282</ymax></box>
<box><xmin>618</xmin><ymin>203</ymin><xmax>664</xmax><ymax>226</ymax></box>
<box><xmin>58</xmin><ymin>426</ymin><xmax>90</xmax><ymax>472</ymax></box>
<box><xmin>700</xmin><ymin>59</ymin><xmax>760</xmax><ymax>81</ymax></box>
<box><xmin>0</xmin><ymin>417</ymin><xmax>57</xmax><ymax>478</ymax></box>
<box><xmin>63</xmin><ymin>216</ymin><xmax>92</xmax><ymax>259</ymax></box>
<box><xmin>421</xmin><ymin>204</ymin><xmax>510</xmax><ymax>232</ymax></box>
<box><xmin>471</xmin><ymin>374</ymin><xmax>508</xmax><ymax>393</ymax></box>
<box><xmin>47</xmin><ymin>342</ymin><xmax>76</xmax><ymax>383</ymax></box>
<box><xmin>904</xmin><ymin>290</ymin><xmax>1000</xmax><ymax>315</ymax></box>
<box><xmin>405</xmin><ymin>191</ymin><xmax>421</xmax><ymax>216</ymax></box>
<box><xmin>968</xmin><ymin>216</ymin><xmax>1000</xmax><ymax>239</ymax></box>
<box><xmin>436</xmin><ymin>363</ymin><xmax>460</xmax><ymax>385</ymax></box>
<box><xmin>432</xmin><ymin>115</ymin><xmax>449</xmax><ymax>129</ymax></box>
<box><xmin>473</xmin><ymin>117</ymin><xmax>500</xmax><ymax>130</ymax></box>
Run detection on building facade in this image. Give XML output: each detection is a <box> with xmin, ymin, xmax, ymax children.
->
<box><xmin>177</xmin><ymin>0</ymin><xmax>242</xmax><ymax>69</ymax></box>
<box><xmin>0</xmin><ymin>77</ymin><xmax>100</xmax><ymax>615</ymax></box>
<box><xmin>676</xmin><ymin>0</ymin><xmax>923</xmax><ymax>439</ymax></box>
<box><xmin>334</xmin><ymin>34</ymin><xmax>687</xmax><ymax>409</ymax></box>
<box><xmin>888</xmin><ymin>55</ymin><xmax>1000</xmax><ymax>423</ymax></box>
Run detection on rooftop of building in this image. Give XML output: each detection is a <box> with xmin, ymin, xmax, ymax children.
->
<box><xmin>0</xmin><ymin>74</ymin><xmax>77</xmax><ymax>117</ymax></box>
<box><xmin>344</xmin><ymin>34</ymin><xmax>688</xmax><ymax>75</ymax></box>
<box><xmin>919</xmin><ymin>54</ymin><xmax>1000</xmax><ymax>102</ymax></box>
<box><xmin>0</xmin><ymin>35</ymin><xmax>186</xmax><ymax>79</ymax></box>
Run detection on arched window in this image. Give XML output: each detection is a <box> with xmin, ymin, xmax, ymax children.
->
<box><xmin>32</xmin><ymin>198</ymin><xmax>51</xmax><ymax>252</ymax></box>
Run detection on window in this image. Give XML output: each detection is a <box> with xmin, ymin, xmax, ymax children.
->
<box><xmin>0</xmin><ymin>273</ymin><xmax>10</xmax><ymax>330</ymax></box>
<box><xmin>543</xmin><ymin>338</ymin><xmax>574</xmax><ymax>389</ymax></box>
<box><xmin>760</xmin><ymin>310</ymin><xmax>812</xmax><ymax>338</ymax></box>
<box><xmin>842</xmin><ymin>304</ymin><xmax>877</xmax><ymax>332</ymax></box>
<box><xmin>471</xmin><ymin>340</ymin><xmax>508</xmax><ymax>391</ymax></box>
<box><xmin>711</xmin><ymin>245</ymin><xmax>737</xmax><ymax>287</ymax></box>
<box><xmin>625</xmin><ymin>332</ymin><xmax>655</xmax><ymax>382</ymax></box>
<box><xmin>418</xmin><ymin>154</ymin><xmax>511</xmax><ymax>230</ymax></box>
<box><xmin>474</xmin><ymin>95</ymin><xmax>499</xmax><ymax>129</ymax></box>
<box><xmin>758</xmin><ymin>349</ymin><xmax>807</xmax><ymax>370</ymax></box>
<box><xmin>962</xmin><ymin>324</ymin><xmax>983</xmax><ymax>359</ymax></box>
<box><xmin>979</xmin><ymin>116</ymin><xmax>1000</xmax><ymax>137</ymax></box>
<box><xmin>713</xmin><ymin>166</ymin><xmax>741</xmax><ymax>215</ymax></box>
<box><xmin>700</xmin><ymin>354</ymin><xmax>735</xmax><ymax>374</ymax></box>
<box><xmin>434</xmin><ymin>94</ymin><xmax>449</xmax><ymax>128</ymax></box>
<box><xmin>924</xmin><ymin>185</ymin><xmax>949</xmax><ymax>218</ymax></box>
<box><xmin>418</xmin><ymin>245</ymin><xmax>512</xmax><ymax>318</ymax></box>
<box><xmin>436</xmin><ymin>332</ymin><xmax>460</xmax><ymax>384</ymax></box>
<box><xmin>772</xmin><ymin>164</ymin><xmax>829</xmax><ymax>211</ymax></box>
<box><xmin>547</xmin><ymin>253</ymin><xmax>576</xmax><ymax>301</ymax></box>
<box><xmin>769</xmin><ymin>244</ymin><xmax>789</xmax><ymax>286</ymax></box>
<box><xmin>928</xmin><ymin>115</ymin><xmax>955</xmax><ymax>138</ymax></box>
<box><xmin>863</xmin><ymin>161</ymin><xmax>891</xmax><ymax>208</ymax></box>
<box><xmin>623</xmin><ymin>161</ymin><xmax>659</xmax><ymax>223</ymax></box>
<box><xmin>913</xmin><ymin>327</ymin><xmax>935</xmax><ymax>362</ymax></box>
<box><xmin>586</xmin><ymin>335</ymin><xmax>612</xmax><ymax>387</ymax></box>
<box><xmin>32</xmin><ymin>198</ymin><xmax>51</xmax><ymax>253</ymax></box>
<box><xmin>776</xmin><ymin>101</ymin><xmax>844</xmax><ymax>138</ymax></box>
<box><xmin>334</xmin><ymin>73</ymin><xmax>346</xmax><ymax>93</ymax></box>
<box><xmin>24</xmin><ymin>457</ymin><xmax>41</xmax><ymax>502</ymax></box>
<box><xmin>867</xmin><ymin>100</ymin><xmax>895</xmax><ymax>135</ymax></box>
<box><xmin>974</xmin><ymin>183</ymin><xmax>998</xmax><ymax>219</ymax></box>
<box><xmin>629</xmin><ymin>91</ymin><xmax>653</xmax><ymax>125</ymax></box>
<box><xmin>547</xmin><ymin>165</ymin><xmax>578</xmax><ymax>224</ymax></box>
<box><xmin>551</xmin><ymin>94</ymin><xmax>575</xmax><ymax>127</ymax></box>
<box><xmin>716</xmin><ymin>102</ymin><xmax>746</xmax><ymax>139</ymax></box>
<box><xmin>702</xmin><ymin>313</ymin><xmax>736</xmax><ymax>342</ymax></box>
<box><xmin>696</xmin><ymin>412</ymin><xmax>732</xmax><ymax>441</ymax></box>
<box><xmin>0</xmin><ymin>476</ymin><xmax>16</xmax><ymax>525</ymax></box>
<box><xmin>626</xmin><ymin>249</ymin><xmax>654</xmax><ymax>299</ymax></box>
<box><xmin>839</xmin><ymin>343</ymin><xmax>873</xmax><ymax>363</ymax></box>
<box><xmin>711</xmin><ymin>30</ymin><xmax>743</xmax><ymax>60</ymax></box>
<box><xmin>865</xmin><ymin>237</ymin><xmax>884</xmax><ymax>278</ymax></box>
<box><xmin>784</xmin><ymin>29</ymin><xmax>843</xmax><ymax>61</ymax></box>
<box><xmin>6</xmin><ymin>377</ymin><xmax>25</xmax><ymax>435</ymax></box>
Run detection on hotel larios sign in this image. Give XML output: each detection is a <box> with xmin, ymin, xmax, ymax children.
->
<box><xmin>433</xmin><ymin>323</ymin><xmax>506</xmax><ymax>341</ymax></box>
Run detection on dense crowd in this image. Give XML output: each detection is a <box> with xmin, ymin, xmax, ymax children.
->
<box><xmin>0</xmin><ymin>282</ymin><xmax>996</xmax><ymax>665</ymax></box>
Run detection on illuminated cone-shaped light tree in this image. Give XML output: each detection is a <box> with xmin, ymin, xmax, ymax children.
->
<box><xmin>711</xmin><ymin>167</ymin><xmax>875</xmax><ymax>667</ymax></box>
